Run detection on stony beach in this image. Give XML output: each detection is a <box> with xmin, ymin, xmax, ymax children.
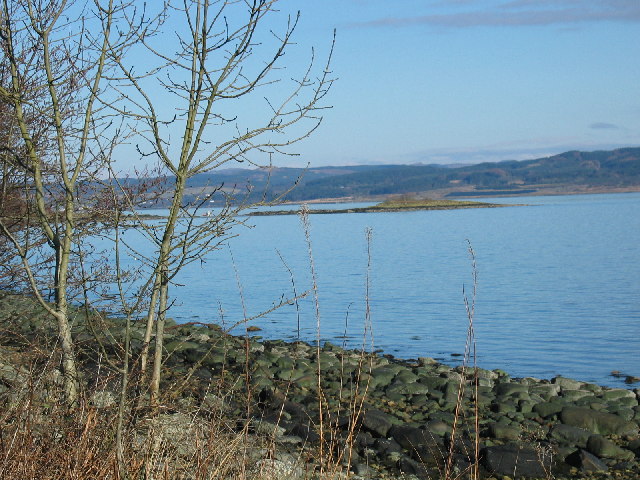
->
<box><xmin>1</xmin><ymin>292</ymin><xmax>639</xmax><ymax>479</ymax></box>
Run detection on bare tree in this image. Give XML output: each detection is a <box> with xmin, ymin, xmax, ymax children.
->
<box><xmin>107</xmin><ymin>0</ymin><xmax>334</xmax><ymax>404</ymax></box>
<box><xmin>0</xmin><ymin>0</ymin><xmax>153</xmax><ymax>406</ymax></box>
<box><xmin>0</xmin><ymin>0</ymin><xmax>333</xmax><ymax>410</ymax></box>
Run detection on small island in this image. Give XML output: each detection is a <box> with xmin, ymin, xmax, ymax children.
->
<box><xmin>248</xmin><ymin>196</ymin><xmax>512</xmax><ymax>216</ymax></box>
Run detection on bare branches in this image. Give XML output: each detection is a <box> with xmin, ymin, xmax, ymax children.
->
<box><xmin>0</xmin><ymin>0</ymin><xmax>163</xmax><ymax>406</ymax></box>
<box><xmin>1</xmin><ymin>0</ymin><xmax>333</xmax><ymax>408</ymax></box>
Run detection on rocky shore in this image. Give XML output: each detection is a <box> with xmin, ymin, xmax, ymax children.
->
<box><xmin>1</xmin><ymin>292</ymin><xmax>639</xmax><ymax>479</ymax></box>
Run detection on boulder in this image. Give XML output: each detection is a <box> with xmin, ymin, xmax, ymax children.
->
<box><xmin>552</xmin><ymin>376</ymin><xmax>584</xmax><ymax>390</ymax></box>
<box><xmin>369</xmin><ymin>365</ymin><xmax>400</xmax><ymax>388</ymax></box>
<box><xmin>250</xmin><ymin>455</ymin><xmax>305</xmax><ymax>480</ymax></box>
<box><xmin>565</xmin><ymin>449</ymin><xmax>608</xmax><ymax>473</ymax></box>
<box><xmin>560</xmin><ymin>406</ymin><xmax>639</xmax><ymax>435</ymax></box>
<box><xmin>601</xmin><ymin>389</ymin><xmax>637</xmax><ymax>401</ymax></box>
<box><xmin>533</xmin><ymin>400</ymin><xmax>565</xmax><ymax>418</ymax></box>
<box><xmin>418</xmin><ymin>375</ymin><xmax>449</xmax><ymax>391</ymax></box>
<box><xmin>389</xmin><ymin>424</ymin><xmax>443</xmax><ymax>450</ymax></box>
<box><xmin>488</xmin><ymin>423</ymin><xmax>521</xmax><ymax>442</ymax></box>
<box><xmin>586</xmin><ymin>435</ymin><xmax>635</xmax><ymax>461</ymax></box>
<box><xmin>389</xmin><ymin>424</ymin><xmax>445</xmax><ymax>465</ymax></box>
<box><xmin>482</xmin><ymin>444</ymin><xmax>552</xmax><ymax>478</ymax></box>
<box><xmin>426</xmin><ymin>420</ymin><xmax>451</xmax><ymax>437</ymax></box>
<box><xmin>495</xmin><ymin>383</ymin><xmax>529</xmax><ymax>397</ymax></box>
<box><xmin>530</xmin><ymin>383</ymin><xmax>561</xmax><ymax>400</ymax></box>
<box><xmin>549</xmin><ymin>424</ymin><xmax>591</xmax><ymax>448</ymax></box>
<box><xmin>561</xmin><ymin>389</ymin><xmax>594</xmax><ymax>402</ymax></box>
<box><xmin>398</xmin><ymin>456</ymin><xmax>432</xmax><ymax>479</ymax></box>
<box><xmin>360</xmin><ymin>408</ymin><xmax>394</xmax><ymax>437</ymax></box>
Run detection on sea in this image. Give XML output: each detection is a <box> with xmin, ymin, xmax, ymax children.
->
<box><xmin>113</xmin><ymin>192</ymin><xmax>640</xmax><ymax>388</ymax></box>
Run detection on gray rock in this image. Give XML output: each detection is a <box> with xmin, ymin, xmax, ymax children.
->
<box><xmin>520</xmin><ymin>376</ymin><xmax>542</xmax><ymax>385</ymax></box>
<box><xmin>398</xmin><ymin>456</ymin><xmax>431</xmax><ymax>479</ymax></box>
<box><xmin>534</xmin><ymin>400</ymin><xmax>565</xmax><ymax>418</ymax></box>
<box><xmin>552</xmin><ymin>376</ymin><xmax>584</xmax><ymax>390</ymax></box>
<box><xmin>582</xmin><ymin>382</ymin><xmax>603</xmax><ymax>393</ymax></box>
<box><xmin>440</xmin><ymin>381</ymin><xmax>459</xmax><ymax>404</ymax></box>
<box><xmin>389</xmin><ymin>424</ymin><xmax>443</xmax><ymax>452</ymax></box>
<box><xmin>606</xmin><ymin>406</ymin><xmax>635</xmax><ymax>421</ymax></box>
<box><xmin>477</xmin><ymin>377</ymin><xmax>493</xmax><ymax>388</ymax></box>
<box><xmin>395</xmin><ymin>370</ymin><xmax>419</xmax><ymax>384</ymax></box>
<box><xmin>488</xmin><ymin>423</ymin><xmax>521</xmax><ymax>441</ymax></box>
<box><xmin>355</xmin><ymin>430</ymin><xmax>375</xmax><ymax>448</ymax></box>
<box><xmin>518</xmin><ymin>400</ymin><xmax>534</xmax><ymax>414</ymax></box>
<box><xmin>90</xmin><ymin>390</ymin><xmax>117</xmax><ymax>408</ymax></box>
<box><xmin>417</xmin><ymin>375</ymin><xmax>449</xmax><ymax>391</ymax></box>
<box><xmin>386</xmin><ymin>382</ymin><xmax>429</xmax><ymax>396</ymax></box>
<box><xmin>370</xmin><ymin>365</ymin><xmax>400</xmax><ymax>388</ymax></box>
<box><xmin>417</xmin><ymin>357</ymin><xmax>437</xmax><ymax>367</ymax></box>
<box><xmin>601</xmin><ymin>388</ymin><xmax>637</xmax><ymax>401</ymax></box>
<box><xmin>295</xmin><ymin>374</ymin><xmax>316</xmax><ymax>389</ymax></box>
<box><xmin>163</xmin><ymin>340</ymin><xmax>202</xmax><ymax>354</ymax></box>
<box><xmin>425</xmin><ymin>420</ymin><xmax>451</xmax><ymax>437</ymax></box>
<box><xmin>375</xmin><ymin>437</ymin><xmax>403</xmax><ymax>456</ymax></box>
<box><xmin>491</xmin><ymin>401</ymin><xmax>518</xmax><ymax>414</ymax></box>
<box><xmin>549</xmin><ymin>424</ymin><xmax>592</xmax><ymax>448</ymax></box>
<box><xmin>560</xmin><ymin>406</ymin><xmax>639</xmax><ymax>435</ymax></box>
<box><xmin>252</xmin><ymin>419</ymin><xmax>287</xmax><ymax>437</ymax></box>
<box><xmin>483</xmin><ymin>444</ymin><xmax>553</xmax><ymax>478</ymax></box>
<box><xmin>353</xmin><ymin>462</ymin><xmax>374</xmax><ymax>476</ymax></box>
<box><xmin>251</xmin><ymin>456</ymin><xmax>305</xmax><ymax>480</ymax></box>
<box><xmin>361</xmin><ymin>408</ymin><xmax>394</xmax><ymax>437</ymax></box>
<box><xmin>189</xmin><ymin>333</ymin><xmax>210</xmax><ymax>343</ymax></box>
<box><xmin>276</xmin><ymin>369</ymin><xmax>306</xmax><ymax>382</ymax></box>
<box><xmin>495</xmin><ymin>383</ymin><xmax>529</xmax><ymax>397</ymax></box>
<box><xmin>530</xmin><ymin>383</ymin><xmax>561</xmax><ymax>400</ymax></box>
<box><xmin>612</xmin><ymin>396</ymin><xmax>638</xmax><ymax>407</ymax></box>
<box><xmin>471</xmin><ymin>368</ymin><xmax>499</xmax><ymax>382</ymax></box>
<box><xmin>275</xmin><ymin>355</ymin><xmax>295</xmax><ymax>370</ymax></box>
<box><xmin>561</xmin><ymin>389</ymin><xmax>594</xmax><ymax>402</ymax></box>
<box><xmin>566</xmin><ymin>449</ymin><xmax>609</xmax><ymax>472</ymax></box>
<box><xmin>586</xmin><ymin>435</ymin><xmax>635</xmax><ymax>461</ymax></box>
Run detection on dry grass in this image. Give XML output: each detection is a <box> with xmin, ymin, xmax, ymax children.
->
<box><xmin>0</xmin><ymin>352</ymin><xmax>272</xmax><ymax>480</ymax></box>
<box><xmin>0</xmin><ymin>333</ymin><xmax>377</xmax><ymax>480</ymax></box>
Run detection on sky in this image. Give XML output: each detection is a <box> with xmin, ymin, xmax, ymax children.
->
<box><xmin>258</xmin><ymin>0</ymin><xmax>640</xmax><ymax>167</ymax></box>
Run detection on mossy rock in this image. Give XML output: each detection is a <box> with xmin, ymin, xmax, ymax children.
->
<box><xmin>534</xmin><ymin>400</ymin><xmax>565</xmax><ymax>418</ymax></box>
<box><xmin>164</xmin><ymin>340</ymin><xmax>202</xmax><ymax>353</ymax></box>
<box><xmin>587</xmin><ymin>435</ymin><xmax>635</xmax><ymax>461</ymax></box>
<box><xmin>386</xmin><ymin>382</ymin><xmax>429</xmax><ymax>396</ymax></box>
<box><xmin>561</xmin><ymin>406</ymin><xmax>639</xmax><ymax>436</ymax></box>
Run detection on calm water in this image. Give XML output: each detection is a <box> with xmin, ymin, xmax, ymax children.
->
<box><xmin>122</xmin><ymin>193</ymin><xmax>640</xmax><ymax>388</ymax></box>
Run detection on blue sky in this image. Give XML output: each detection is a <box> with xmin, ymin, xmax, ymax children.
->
<box><xmin>263</xmin><ymin>0</ymin><xmax>640</xmax><ymax>167</ymax></box>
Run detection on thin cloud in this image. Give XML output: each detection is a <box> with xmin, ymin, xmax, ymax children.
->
<box><xmin>354</xmin><ymin>1</ymin><xmax>640</xmax><ymax>29</ymax></box>
<box><xmin>590</xmin><ymin>122</ymin><xmax>620</xmax><ymax>130</ymax></box>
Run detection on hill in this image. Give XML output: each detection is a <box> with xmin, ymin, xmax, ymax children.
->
<box><xmin>143</xmin><ymin>147</ymin><xmax>640</xmax><ymax>205</ymax></box>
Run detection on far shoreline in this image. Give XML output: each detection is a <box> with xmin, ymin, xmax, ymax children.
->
<box><xmin>278</xmin><ymin>185</ymin><xmax>640</xmax><ymax>206</ymax></box>
<box><xmin>247</xmin><ymin>198</ymin><xmax>517</xmax><ymax>216</ymax></box>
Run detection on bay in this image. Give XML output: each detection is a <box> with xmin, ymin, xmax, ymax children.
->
<box><xmin>125</xmin><ymin>193</ymin><xmax>640</xmax><ymax>388</ymax></box>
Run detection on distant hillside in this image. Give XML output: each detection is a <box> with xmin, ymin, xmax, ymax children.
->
<box><xmin>143</xmin><ymin>147</ymin><xmax>640</xmax><ymax>205</ymax></box>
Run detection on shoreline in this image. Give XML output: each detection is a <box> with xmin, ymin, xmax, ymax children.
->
<box><xmin>246</xmin><ymin>202</ymin><xmax>512</xmax><ymax>217</ymax></box>
<box><xmin>131</xmin><ymin>188</ymin><xmax>640</xmax><ymax>214</ymax></box>
<box><xmin>277</xmin><ymin>186</ymin><xmax>640</xmax><ymax>206</ymax></box>
<box><xmin>1</xmin><ymin>292</ymin><xmax>639</xmax><ymax>479</ymax></box>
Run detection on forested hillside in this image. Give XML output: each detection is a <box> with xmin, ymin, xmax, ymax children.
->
<box><xmin>146</xmin><ymin>147</ymin><xmax>640</xmax><ymax>205</ymax></box>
